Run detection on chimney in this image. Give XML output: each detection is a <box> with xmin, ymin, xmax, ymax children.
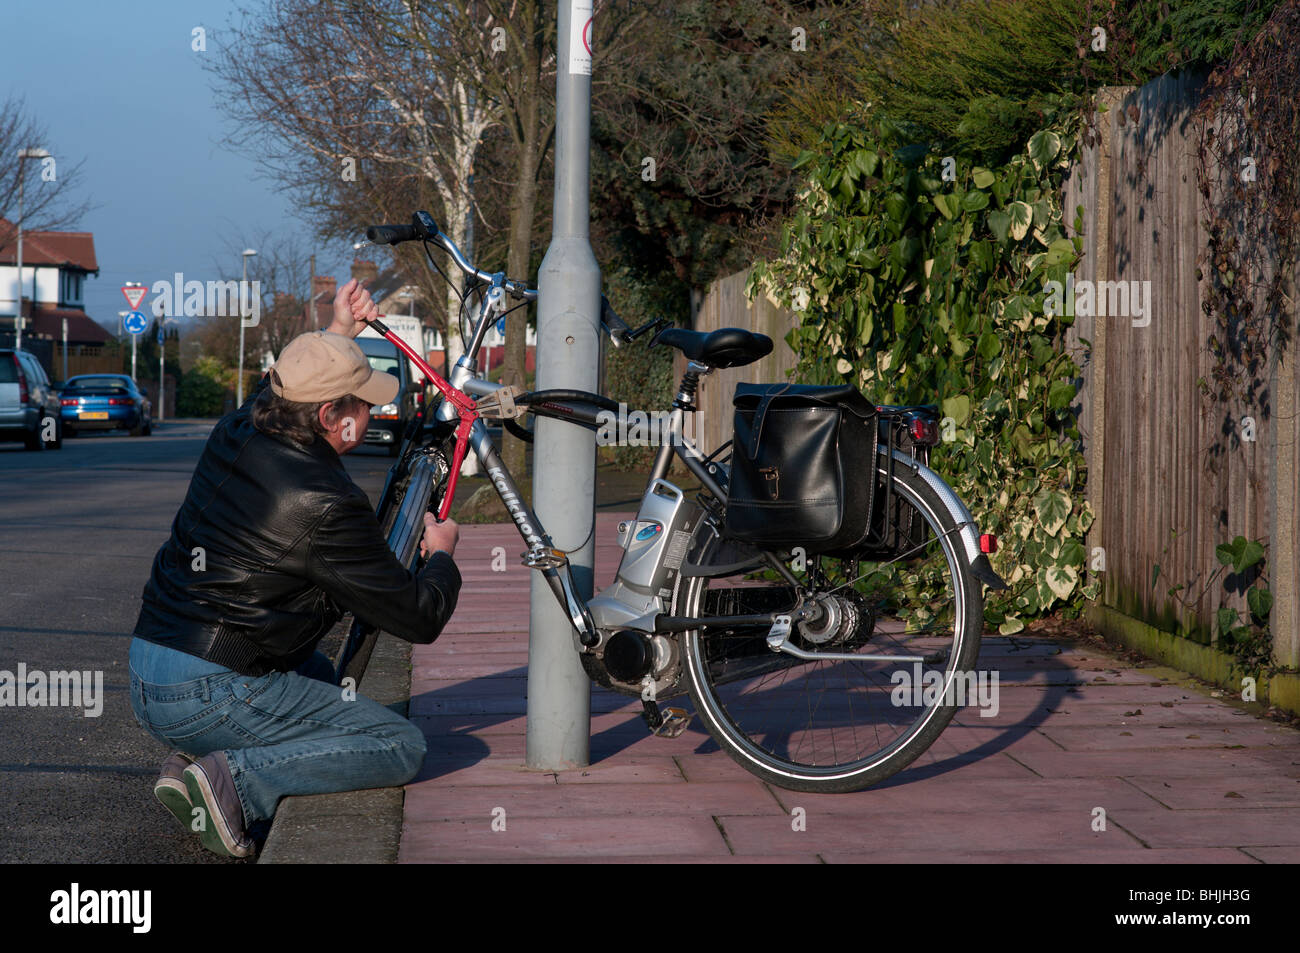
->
<box><xmin>351</xmin><ymin>258</ymin><xmax>379</xmax><ymax>286</ymax></box>
<box><xmin>311</xmin><ymin>275</ymin><xmax>336</xmax><ymax>329</ymax></box>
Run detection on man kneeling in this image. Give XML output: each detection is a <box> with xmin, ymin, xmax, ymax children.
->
<box><xmin>128</xmin><ymin>279</ymin><xmax>459</xmax><ymax>857</ymax></box>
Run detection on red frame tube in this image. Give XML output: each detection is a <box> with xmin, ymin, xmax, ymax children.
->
<box><xmin>365</xmin><ymin>317</ymin><xmax>477</xmax><ymax>520</ymax></box>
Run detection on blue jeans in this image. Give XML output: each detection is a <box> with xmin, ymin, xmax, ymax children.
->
<box><xmin>128</xmin><ymin>637</ymin><xmax>426</xmax><ymax>824</ymax></box>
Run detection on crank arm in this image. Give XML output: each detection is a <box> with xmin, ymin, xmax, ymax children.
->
<box><xmin>542</xmin><ymin>563</ymin><xmax>599</xmax><ymax>648</ymax></box>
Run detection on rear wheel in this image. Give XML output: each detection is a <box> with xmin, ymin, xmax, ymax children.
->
<box><xmin>677</xmin><ymin>454</ymin><xmax>984</xmax><ymax>793</ymax></box>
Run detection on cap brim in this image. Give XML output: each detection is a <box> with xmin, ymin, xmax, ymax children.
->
<box><xmin>356</xmin><ymin>369</ymin><xmax>401</xmax><ymax>407</ymax></box>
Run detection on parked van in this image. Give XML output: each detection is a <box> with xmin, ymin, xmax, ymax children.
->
<box><xmin>354</xmin><ymin>334</ymin><xmax>424</xmax><ymax>455</ymax></box>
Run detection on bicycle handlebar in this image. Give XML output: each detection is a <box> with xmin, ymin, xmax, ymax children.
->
<box><xmin>361</xmin><ymin>211</ymin><xmax>537</xmax><ymax>302</ymax></box>
<box><xmin>360</xmin><ymin>211</ymin><xmax>652</xmax><ymax>346</ymax></box>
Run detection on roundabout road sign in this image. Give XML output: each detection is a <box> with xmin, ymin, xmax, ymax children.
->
<box><xmin>124</xmin><ymin>311</ymin><xmax>148</xmax><ymax>334</ymax></box>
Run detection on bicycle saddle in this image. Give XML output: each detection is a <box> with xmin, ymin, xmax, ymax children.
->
<box><xmin>654</xmin><ymin>327</ymin><xmax>774</xmax><ymax>369</ymax></box>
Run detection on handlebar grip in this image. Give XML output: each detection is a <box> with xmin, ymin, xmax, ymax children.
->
<box><xmin>365</xmin><ymin>224</ymin><xmax>421</xmax><ymax>246</ymax></box>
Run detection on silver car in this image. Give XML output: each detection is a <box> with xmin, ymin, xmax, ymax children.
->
<box><xmin>0</xmin><ymin>349</ymin><xmax>63</xmax><ymax>451</ymax></box>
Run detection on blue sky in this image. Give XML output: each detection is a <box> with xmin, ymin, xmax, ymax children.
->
<box><xmin>5</xmin><ymin>0</ymin><xmax>351</xmax><ymax>333</ymax></box>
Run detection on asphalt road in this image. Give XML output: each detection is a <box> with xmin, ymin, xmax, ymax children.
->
<box><xmin>0</xmin><ymin>419</ymin><xmax>395</xmax><ymax>863</ymax></box>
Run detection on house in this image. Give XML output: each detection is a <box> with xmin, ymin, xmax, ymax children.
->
<box><xmin>0</xmin><ymin>218</ymin><xmax>108</xmax><ymax>369</ymax></box>
<box><xmin>349</xmin><ymin>258</ymin><xmax>537</xmax><ymax>376</ymax></box>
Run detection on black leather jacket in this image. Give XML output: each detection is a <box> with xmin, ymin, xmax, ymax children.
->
<box><xmin>132</xmin><ymin>374</ymin><xmax>461</xmax><ymax>676</ymax></box>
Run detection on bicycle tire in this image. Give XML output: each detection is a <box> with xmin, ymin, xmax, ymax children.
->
<box><xmin>676</xmin><ymin>453</ymin><xmax>984</xmax><ymax>793</ymax></box>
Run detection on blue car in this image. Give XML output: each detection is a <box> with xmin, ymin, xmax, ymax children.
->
<box><xmin>60</xmin><ymin>374</ymin><xmax>153</xmax><ymax>437</ymax></box>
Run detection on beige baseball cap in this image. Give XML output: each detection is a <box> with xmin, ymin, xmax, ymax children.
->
<box><xmin>269</xmin><ymin>331</ymin><xmax>400</xmax><ymax>406</ymax></box>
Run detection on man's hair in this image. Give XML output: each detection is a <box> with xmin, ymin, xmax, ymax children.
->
<box><xmin>252</xmin><ymin>370</ymin><xmax>368</xmax><ymax>446</ymax></box>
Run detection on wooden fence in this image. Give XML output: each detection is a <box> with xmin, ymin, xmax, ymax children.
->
<box><xmin>680</xmin><ymin>268</ymin><xmax>800</xmax><ymax>457</ymax></box>
<box><xmin>1066</xmin><ymin>76</ymin><xmax>1297</xmax><ymax>666</ymax></box>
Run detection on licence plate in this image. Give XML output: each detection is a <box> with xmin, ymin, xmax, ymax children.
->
<box><xmin>79</xmin><ymin>411</ymin><xmax>109</xmax><ymax>420</ymax></box>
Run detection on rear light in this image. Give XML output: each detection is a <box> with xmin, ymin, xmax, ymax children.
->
<box><xmin>979</xmin><ymin>534</ymin><xmax>998</xmax><ymax>554</ymax></box>
<box><xmin>908</xmin><ymin>416</ymin><xmax>939</xmax><ymax>446</ymax></box>
<box><xmin>13</xmin><ymin>355</ymin><xmax>27</xmax><ymax>404</ymax></box>
<box><xmin>61</xmin><ymin>397</ymin><xmax>79</xmax><ymax>406</ymax></box>
<box><xmin>108</xmin><ymin>397</ymin><xmax>135</xmax><ymax>406</ymax></box>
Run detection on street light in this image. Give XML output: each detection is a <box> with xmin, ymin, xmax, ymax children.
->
<box><xmin>236</xmin><ymin>248</ymin><xmax>257</xmax><ymax>405</ymax></box>
<box><xmin>13</xmin><ymin>147</ymin><xmax>50</xmax><ymax>351</ymax></box>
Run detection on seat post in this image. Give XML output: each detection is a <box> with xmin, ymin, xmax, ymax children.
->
<box><xmin>649</xmin><ymin>360</ymin><xmax>710</xmax><ymax>482</ymax></box>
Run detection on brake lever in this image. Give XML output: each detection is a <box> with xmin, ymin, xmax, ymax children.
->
<box><xmin>637</xmin><ymin>316</ymin><xmax>671</xmax><ymax>347</ymax></box>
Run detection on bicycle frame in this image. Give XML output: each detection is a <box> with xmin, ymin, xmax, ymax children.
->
<box><xmin>362</xmin><ymin>286</ymin><xmax>774</xmax><ymax>649</ymax></box>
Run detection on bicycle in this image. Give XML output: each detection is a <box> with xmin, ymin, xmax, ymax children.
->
<box><xmin>336</xmin><ymin>210</ymin><xmax>1009</xmax><ymax>793</ymax></box>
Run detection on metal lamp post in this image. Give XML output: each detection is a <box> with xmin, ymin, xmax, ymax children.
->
<box><xmin>235</xmin><ymin>248</ymin><xmax>257</xmax><ymax>405</ymax></box>
<box><xmin>13</xmin><ymin>147</ymin><xmax>50</xmax><ymax>351</ymax></box>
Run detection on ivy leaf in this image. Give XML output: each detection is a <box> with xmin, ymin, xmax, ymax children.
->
<box><xmin>1033</xmin><ymin>488</ymin><xmax>1071</xmax><ymax>537</ymax></box>
<box><xmin>1045</xmin><ymin>237</ymin><xmax>1075</xmax><ymax>265</ymax></box>
<box><xmin>1027</xmin><ymin>130</ymin><xmax>1061</xmax><ymax>171</ymax></box>
<box><xmin>1058</xmin><ymin>539</ymin><xmax>1086</xmax><ymax>567</ymax></box>
<box><xmin>1247</xmin><ymin>585</ymin><xmax>1273</xmax><ymax>619</ymax></box>
<box><xmin>1217</xmin><ymin>607</ymin><xmax>1239</xmax><ymax>636</ymax></box>
<box><xmin>942</xmin><ymin>394</ymin><xmax>971</xmax><ymax>427</ymax></box>
<box><xmin>883</xmin><ymin>193</ymin><xmax>910</xmax><ymax>223</ymax></box>
<box><xmin>1046</xmin><ymin>565</ymin><xmax>1078</xmax><ymax>602</ymax></box>
<box><xmin>1234</xmin><ymin>538</ymin><xmax>1265</xmax><ymax>573</ymax></box>
<box><xmin>961</xmin><ymin>189</ymin><xmax>990</xmax><ymax>212</ymax></box>
<box><xmin>977</xmin><ymin>330</ymin><xmax>1001</xmax><ymax>360</ymax></box>
<box><xmin>792</xmin><ymin>150</ymin><xmax>818</xmax><ymax>171</ymax></box>
<box><xmin>933</xmin><ymin>193</ymin><xmax>959</xmax><ymax>220</ymax></box>
<box><xmin>852</xmin><ymin>149</ymin><xmax>879</xmax><ymax>178</ymax></box>
<box><xmin>999</xmin><ymin>616</ymin><xmax>1025</xmax><ymax>635</ymax></box>
<box><xmin>1007</xmin><ymin>201</ymin><xmax>1033</xmax><ymax>241</ymax></box>
<box><xmin>971</xmin><ymin>168</ymin><xmax>995</xmax><ymax>189</ymax></box>
<box><xmin>1047</xmin><ymin>379</ymin><xmax>1075</xmax><ymax>409</ymax></box>
<box><xmin>987</xmin><ymin>210</ymin><xmax>1011</xmax><ymax>243</ymax></box>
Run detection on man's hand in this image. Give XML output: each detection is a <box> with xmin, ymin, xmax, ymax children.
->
<box><xmin>420</xmin><ymin>514</ymin><xmax>459</xmax><ymax>559</ymax></box>
<box><xmin>327</xmin><ymin>278</ymin><xmax>380</xmax><ymax>339</ymax></box>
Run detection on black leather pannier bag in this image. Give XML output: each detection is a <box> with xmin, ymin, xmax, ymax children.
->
<box><xmin>724</xmin><ymin>383</ymin><xmax>878</xmax><ymax>554</ymax></box>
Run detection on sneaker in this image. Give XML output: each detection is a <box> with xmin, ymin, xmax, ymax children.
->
<box><xmin>183</xmin><ymin>752</ymin><xmax>255</xmax><ymax>858</ymax></box>
<box><xmin>153</xmin><ymin>752</ymin><xmax>195</xmax><ymax>829</ymax></box>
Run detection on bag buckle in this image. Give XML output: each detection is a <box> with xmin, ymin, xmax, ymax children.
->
<box><xmin>760</xmin><ymin>465</ymin><xmax>779</xmax><ymax>500</ymax></box>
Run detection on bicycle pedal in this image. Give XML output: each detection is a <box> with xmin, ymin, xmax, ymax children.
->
<box><xmin>652</xmin><ymin>707</ymin><xmax>691</xmax><ymax>738</ymax></box>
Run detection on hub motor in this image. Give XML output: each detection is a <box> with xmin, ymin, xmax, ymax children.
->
<box><xmin>798</xmin><ymin>593</ymin><xmax>875</xmax><ymax>646</ymax></box>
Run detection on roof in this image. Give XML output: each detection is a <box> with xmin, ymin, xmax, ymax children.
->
<box><xmin>26</xmin><ymin>305</ymin><xmax>113</xmax><ymax>345</ymax></box>
<box><xmin>0</xmin><ymin>218</ymin><xmax>99</xmax><ymax>272</ymax></box>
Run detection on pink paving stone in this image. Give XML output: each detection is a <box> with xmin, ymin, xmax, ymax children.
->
<box><xmin>967</xmin><ymin>703</ymin><xmax>1260</xmax><ymax>728</ymax></box>
<box><xmin>404</xmin><ymin>781</ymin><xmax>781</xmax><ymax>823</ymax></box>
<box><xmin>1124</xmin><ymin>775</ymin><xmax>1300</xmax><ymax>810</ymax></box>
<box><xmin>398</xmin><ymin>815</ymin><xmax>732</xmax><ymax>861</ymax></box>
<box><xmin>820</xmin><ymin>848</ymin><xmax>1261</xmax><ymax>864</ymax></box>
<box><xmin>1108</xmin><ymin>808</ymin><xmax>1300</xmax><ymax>848</ymax></box>
<box><xmin>1035</xmin><ymin>723</ymin><xmax>1299</xmax><ymax>751</ymax></box>
<box><xmin>421</xmin><ymin>854</ymin><xmax>825</xmax><ymax>864</ymax></box>
<box><xmin>1241</xmin><ymin>846</ymin><xmax>1300</xmax><ymax>862</ymax></box>
<box><xmin>413</xmin><ymin>714</ymin><xmax>529</xmax><ymax>737</ymax></box>
<box><xmin>1004</xmin><ymin>747</ymin><xmax>1295</xmax><ymax>779</ymax></box>
<box><xmin>717</xmin><ymin>809</ymin><xmax>1143</xmax><ymax>855</ymax></box>
<box><xmin>759</xmin><ymin>777</ymin><xmax>1164</xmax><ymax>815</ymax></box>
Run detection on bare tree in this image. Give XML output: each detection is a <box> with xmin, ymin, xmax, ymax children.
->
<box><xmin>0</xmin><ymin>95</ymin><xmax>94</xmax><ymax>254</ymax></box>
<box><xmin>208</xmin><ymin>0</ymin><xmax>650</xmax><ymax>480</ymax></box>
